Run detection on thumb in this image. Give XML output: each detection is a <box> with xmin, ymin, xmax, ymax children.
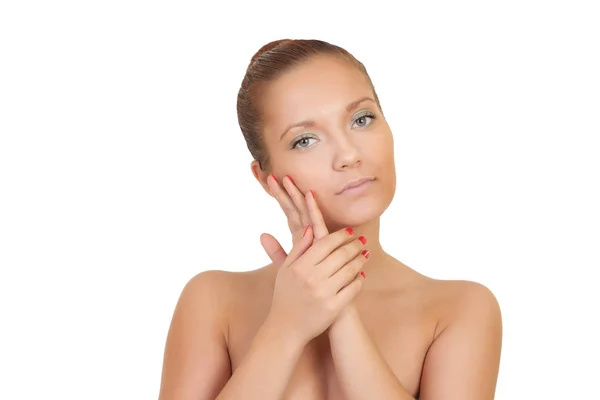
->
<box><xmin>260</xmin><ymin>233</ymin><xmax>288</xmax><ymax>266</ymax></box>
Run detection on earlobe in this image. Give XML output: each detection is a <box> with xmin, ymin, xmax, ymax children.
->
<box><xmin>250</xmin><ymin>160</ymin><xmax>272</xmax><ymax>197</ymax></box>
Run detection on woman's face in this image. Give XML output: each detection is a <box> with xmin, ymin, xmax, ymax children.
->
<box><xmin>254</xmin><ymin>55</ymin><xmax>396</xmax><ymax>229</ymax></box>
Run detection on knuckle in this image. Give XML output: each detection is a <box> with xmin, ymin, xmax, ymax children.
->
<box><xmin>335</xmin><ymin>228</ymin><xmax>350</xmax><ymax>242</ymax></box>
<box><xmin>288</xmin><ymin>210</ymin><xmax>301</xmax><ymax>222</ymax></box>
<box><xmin>351</xmin><ymin>280</ymin><xmax>363</xmax><ymax>296</ymax></box>
<box><xmin>324</xmin><ymin>300</ymin><xmax>338</xmax><ymax>313</ymax></box>
<box><xmin>341</xmin><ymin>245</ymin><xmax>354</xmax><ymax>259</ymax></box>
<box><xmin>353</xmin><ymin>240</ymin><xmax>362</xmax><ymax>251</ymax></box>
<box><xmin>288</xmin><ymin>220</ymin><xmax>301</xmax><ymax>231</ymax></box>
<box><xmin>345</xmin><ymin>260</ymin><xmax>360</xmax><ymax>276</ymax></box>
<box><xmin>314</xmin><ymin>288</ymin><xmax>328</xmax><ymax>301</ymax></box>
<box><xmin>291</xmin><ymin>265</ymin><xmax>305</xmax><ymax>280</ymax></box>
<box><xmin>336</xmin><ymin>227</ymin><xmax>347</xmax><ymax>237</ymax></box>
<box><xmin>353</xmin><ymin>239</ymin><xmax>364</xmax><ymax>251</ymax></box>
<box><xmin>353</xmin><ymin>258</ymin><xmax>365</xmax><ymax>272</ymax></box>
<box><xmin>346</xmin><ymin>268</ymin><xmax>358</xmax><ymax>284</ymax></box>
<box><xmin>305</xmin><ymin>274</ymin><xmax>320</xmax><ymax>289</ymax></box>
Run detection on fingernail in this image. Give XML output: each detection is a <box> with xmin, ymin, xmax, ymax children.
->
<box><xmin>310</xmin><ymin>189</ymin><xmax>316</xmax><ymax>200</ymax></box>
<box><xmin>303</xmin><ymin>225</ymin><xmax>311</xmax><ymax>237</ymax></box>
<box><xmin>346</xmin><ymin>227</ymin><xmax>354</xmax><ymax>235</ymax></box>
<box><xmin>287</xmin><ymin>175</ymin><xmax>294</xmax><ymax>185</ymax></box>
<box><xmin>360</xmin><ymin>271</ymin><xmax>367</xmax><ymax>278</ymax></box>
<box><xmin>358</xmin><ymin>236</ymin><xmax>367</xmax><ymax>244</ymax></box>
<box><xmin>361</xmin><ymin>249</ymin><xmax>370</xmax><ymax>259</ymax></box>
<box><xmin>270</xmin><ymin>173</ymin><xmax>278</xmax><ymax>184</ymax></box>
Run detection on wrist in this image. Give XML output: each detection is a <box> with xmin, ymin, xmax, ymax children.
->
<box><xmin>260</xmin><ymin>317</ymin><xmax>307</xmax><ymax>355</ymax></box>
<box><xmin>329</xmin><ymin>303</ymin><xmax>361</xmax><ymax>336</ymax></box>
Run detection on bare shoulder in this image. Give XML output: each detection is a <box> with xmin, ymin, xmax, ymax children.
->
<box><xmin>417</xmin><ymin>278</ymin><xmax>503</xmax><ymax>397</ymax></box>
<box><xmin>184</xmin><ymin>269</ymin><xmax>235</xmax><ymax>294</ymax></box>
<box><xmin>183</xmin><ymin>265</ymin><xmax>273</xmax><ymax>307</ymax></box>
<box><xmin>424</xmin><ymin>278</ymin><xmax>502</xmax><ymax>335</ymax></box>
<box><xmin>184</xmin><ymin>268</ymin><xmax>247</xmax><ymax>292</ymax></box>
<box><xmin>383</xmin><ymin>261</ymin><xmax>501</xmax><ymax>326</ymax></box>
<box><xmin>158</xmin><ymin>265</ymin><xmax>274</xmax><ymax>399</ymax></box>
<box><xmin>427</xmin><ymin>278</ymin><xmax>499</xmax><ymax>303</ymax></box>
<box><xmin>178</xmin><ymin>269</ymin><xmax>234</xmax><ymax>314</ymax></box>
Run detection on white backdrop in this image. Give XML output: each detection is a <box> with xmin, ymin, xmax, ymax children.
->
<box><xmin>1</xmin><ymin>1</ymin><xmax>598</xmax><ymax>399</ymax></box>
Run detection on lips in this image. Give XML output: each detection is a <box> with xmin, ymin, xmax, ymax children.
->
<box><xmin>337</xmin><ymin>177</ymin><xmax>375</xmax><ymax>194</ymax></box>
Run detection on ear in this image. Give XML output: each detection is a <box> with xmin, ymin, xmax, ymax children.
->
<box><xmin>251</xmin><ymin>160</ymin><xmax>273</xmax><ymax>197</ymax></box>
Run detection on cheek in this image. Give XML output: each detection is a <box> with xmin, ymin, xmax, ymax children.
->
<box><xmin>279</xmin><ymin>163</ymin><xmax>326</xmax><ymax>194</ymax></box>
<box><xmin>381</xmin><ymin>132</ymin><xmax>396</xmax><ymax>163</ymax></box>
<box><xmin>367</xmin><ymin>134</ymin><xmax>396</xmax><ymax>192</ymax></box>
<box><xmin>368</xmin><ymin>135</ymin><xmax>394</xmax><ymax>167</ymax></box>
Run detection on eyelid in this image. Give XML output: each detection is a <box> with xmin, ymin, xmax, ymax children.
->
<box><xmin>290</xmin><ymin>110</ymin><xmax>376</xmax><ymax>149</ymax></box>
<box><xmin>351</xmin><ymin>110</ymin><xmax>376</xmax><ymax>127</ymax></box>
<box><xmin>290</xmin><ymin>133</ymin><xmax>318</xmax><ymax>149</ymax></box>
<box><xmin>353</xmin><ymin>109</ymin><xmax>375</xmax><ymax>118</ymax></box>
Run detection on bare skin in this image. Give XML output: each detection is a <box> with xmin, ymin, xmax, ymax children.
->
<box><xmin>159</xmin><ymin>55</ymin><xmax>502</xmax><ymax>400</ymax></box>
<box><xmin>226</xmin><ymin>256</ymin><xmax>464</xmax><ymax>399</ymax></box>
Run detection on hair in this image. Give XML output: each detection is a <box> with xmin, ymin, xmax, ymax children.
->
<box><xmin>236</xmin><ymin>39</ymin><xmax>383</xmax><ymax>171</ymax></box>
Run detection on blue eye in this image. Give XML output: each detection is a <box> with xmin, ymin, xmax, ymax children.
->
<box><xmin>352</xmin><ymin>112</ymin><xmax>376</xmax><ymax>128</ymax></box>
<box><xmin>291</xmin><ymin>135</ymin><xmax>318</xmax><ymax>150</ymax></box>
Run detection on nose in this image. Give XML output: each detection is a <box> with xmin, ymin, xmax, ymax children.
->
<box><xmin>332</xmin><ymin>134</ymin><xmax>361</xmax><ymax>171</ymax></box>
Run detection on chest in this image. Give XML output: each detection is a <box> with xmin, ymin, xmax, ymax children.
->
<box><xmin>226</xmin><ymin>294</ymin><xmax>434</xmax><ymax>399</ymax></box>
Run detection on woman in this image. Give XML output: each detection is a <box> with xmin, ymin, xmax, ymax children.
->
<box><xmin>158</xmin><ymin>39</ymin><xmax>502</xmax><ymax>400</ymax></box>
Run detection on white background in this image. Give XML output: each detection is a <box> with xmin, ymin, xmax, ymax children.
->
<box><xmin>1</xmin><ymin>1</ymin><xmax>598</xmax><ymax>399</ymax></box>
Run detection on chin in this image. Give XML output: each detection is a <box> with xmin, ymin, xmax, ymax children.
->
<box><xmin>325</xmin><ymin>188</ymin><xmax>394</xmax><ymax>229</ymax></box>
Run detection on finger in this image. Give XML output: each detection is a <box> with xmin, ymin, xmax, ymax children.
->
<box><xmin>318</xmin><ymin>236</ymin><xmax>368</xmax><ymax>277</ymax></box>
<box><xmin>282</xmin><ymin>225</ymin><xmax>315</xmax><ymax>268</ymax></box>
<box><xmin>303</xmin><ymin>226</ymin><xmax>359</xmax><ymax>265</ymax></box>
<box><xmin>282</xmin><ymin>175</ymin><xmax>312</xmax><ymax>228</ymax></box>
<box><xmin>305</xmin><ymin>189</ymin><xmax>328</xmax><ymax>240</ymax></box>
<box><xmin>268</xmin><ymin>174</ymin><xmax>304</xmax><ymax>232</ymax></box>
<box><xmin>327</xmin><ymin>250</ymin><xmax>369</xmax><ymax>293</ymax></box>
<box><xmin>330</xmin><ymin>273</ymin><xmax>364</xmax><ymax>311</ymax></box>
<box><xmin>260</xmin><ymin>233</ymin><xmax>288</xmax><ymax>266</ymax></box>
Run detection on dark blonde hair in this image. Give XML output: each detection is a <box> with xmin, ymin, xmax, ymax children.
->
<box><xmin>236</xmin><ymin>39</ymin><xmax>382</xmax><ymax>171</ymax></box>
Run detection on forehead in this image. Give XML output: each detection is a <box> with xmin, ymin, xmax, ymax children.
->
<box><xmin>260</xmin><ymin>55</ymin><xmax>373</xmax><ymax>131</ymax></box>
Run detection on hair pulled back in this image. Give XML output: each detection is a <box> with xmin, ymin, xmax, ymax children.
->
<box><xmin>237</xmin><ymin>39</ymin><xmax>381</xmax><ymax>171</ymax></box>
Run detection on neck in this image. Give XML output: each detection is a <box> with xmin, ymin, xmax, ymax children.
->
<box><xmin>346</xmin><ymin>217</ymin><xmax>389</xmax><ymax>272</ymax></box>
<box><xmin>338</xmin><ymin>217</ymin><xmax>416</xmax><ymax>290</ymax></box>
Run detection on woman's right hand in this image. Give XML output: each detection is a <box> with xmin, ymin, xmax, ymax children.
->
<box><xmin>266</xmin><ymin>225</ymin><xmax>369</xmax><ymax>346</ymax></box>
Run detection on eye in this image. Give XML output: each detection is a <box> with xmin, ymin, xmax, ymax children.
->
<box><xmin>352</xmin><ymin>111</ymin><xmax>376</xmax><ymax>128</ymax></box>
<box><xmin>291</xmin><ymin>135</ymin><xmax>318</xmax><ymax>150</ymax></box>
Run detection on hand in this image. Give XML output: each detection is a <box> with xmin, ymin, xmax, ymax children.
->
<box><xmin>260</xmin><ymin>174</ymin><xmax>329</xmax><ymax>266</ymax></box>
<box><xmin>266</xmin><ymin>225</ymin><xmax>369</xmax><ymax>346</ymax></box>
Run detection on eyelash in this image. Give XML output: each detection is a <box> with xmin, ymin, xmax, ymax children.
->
<box><xmin>290</xmin><ymin>111</ymin><xmax>377</xmax><ymax>150</ymax></box>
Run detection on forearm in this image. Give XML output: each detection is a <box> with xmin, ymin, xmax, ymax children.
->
<box><xmin>328</xmin><ymin>306</ymin><xmax>415</xmax><ymax>400</ymax></box>
<box><xmin>216</xmin><ymin>320</ymin><xmax>304</xmax><ymax>400</ymax></box>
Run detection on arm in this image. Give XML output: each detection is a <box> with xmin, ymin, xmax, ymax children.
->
<box><xmin>328</xmin><ymin>305</ymin><xmax>415</xmax><ymax>400</ymax></box>
<box><xmin>419</xmin><ymin>282</ymin><xmax>503</xmax><ymax>399</ymax></box>
<box><xmin>158</xmin><ymin>271</ymin><xmax>232</xmax><ymax>400</ymax></box>
<box><xmin>158</xmin><ymin>270</ymin><xmax>307</xmax><ymax>400</ymax></box>
<box><xmin>260</xmin><ymin>177</ymin><xmax>412</xmax><ymax>398</ymax></box>
<box><xmin>215</xmin><ymin>318</ymin><xmax>305</xmax><ymax>400</ymax></box>
<box><xmin>328</xmin><ymin>282</ymin><xmax>502</xmax><ymax>400</ymax></box>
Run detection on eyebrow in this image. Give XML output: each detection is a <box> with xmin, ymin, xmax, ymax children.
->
<box><xmin>279</xmin><ymin>96</ymin><xmax>376</xmax><ymax>141</ymax></box>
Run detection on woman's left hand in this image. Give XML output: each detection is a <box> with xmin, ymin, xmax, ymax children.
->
<box><xmin>260</xmin><ymin>174</ymin><xmax>329</xmax><ymax>265</ymax></box>
<box><xmin>260</xmin><ymin>173</ymin><xmax>363</xmax><ymax>330</ymax></box>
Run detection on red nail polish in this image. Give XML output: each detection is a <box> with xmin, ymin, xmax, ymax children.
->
<box><xmin>361</xmin><ymin>249</ymin><xmax>370</xmax><ymax>259</ymax></box>
<box><xmin>287</xmin><ymin>175</ymin><xmax>294</xmax><ymax>185</ymax></box>
<box><xmin>346</xmin><ymin>227</ymin><xmax>354</xmax><ymax>235</ymax></box>
<box><xmin>303</xmin><ymin>225</ymin><xmax>310</xmax><ymax>237</ymax></box>
<box><xmin>360</xmin><ymin>271</ymin><xmax>367</xmax><ymax>278</ymax></box>
<box><xmin>271</xmin><ymin>173</ymin><xmax>278</xmax><ymax>184</ymax></box>
<box><xmin>310</xmin><ymin>190</ymin><xmax>316</xmax><ymax>200</ymax></box>
<box><xmin>358</xmin><ymin>236</ymin><xmax>367</xmax><ymax>244</ymax></box>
